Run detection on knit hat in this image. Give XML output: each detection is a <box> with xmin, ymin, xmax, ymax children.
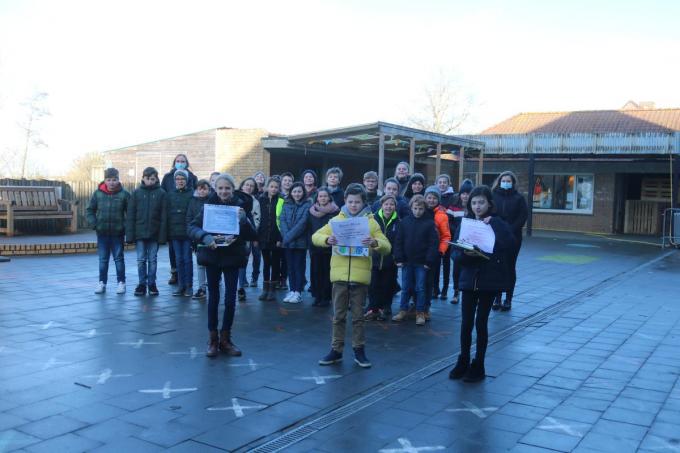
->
<box><xmin>174</xmin><ymin>169</ymin><xmax>189</xmax><ymax>180</ymax></box>
<box><xmin>459</xmin><ymin>179</ymin><xmax>474</xmax><ymax>194</ymax></box>
<box><xmin>104</xmin><ymin>168</ymin><xmax>119</xmax><ymax>179</ymax></box>
<box><xmin>424</xmin><ymin>185</ymin><xmax>441</xmax><ymax>201</ymax></box>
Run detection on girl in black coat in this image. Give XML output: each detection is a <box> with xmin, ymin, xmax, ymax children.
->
<box><xmin>449</xmin><ymin>185</ymin><xmax>515</xmax><ymax>383</ymax></box>
<box><xmin>189</xmin><ymin>173</ymin><xmax>257</xmax><ymax>358</ymax></box>
<box><xmin>307</xmin><ymin>188</ymin><xmax>339</xmax><ymax>307</ymax></box>
<box><xmin>403</xmin><ymin>173</ymin><xmax>426</xmax><ymax>201</ymax></box>
<box><xmin>491</xmin><ymin>171</ymin><xmax>528</xmax><ymax>311</ymax></box>
<box><xmin>365</xmin><ymin>195</ymin><xmax>400</xmax><ymax>321</ymax></box>
<box><xmin>257</xmin><ymin>178</ymin><xmax>283</xmax><ymax>301</ymax></box>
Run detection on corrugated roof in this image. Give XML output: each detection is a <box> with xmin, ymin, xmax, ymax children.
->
<box><xmin>481</xmin><ymin>109</ymin><xmax>680</xmax><ymax>135</ymax></box>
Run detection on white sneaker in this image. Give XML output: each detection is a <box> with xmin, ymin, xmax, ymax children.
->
<box><xmin>288</xmin><ymin>291</ymin><xmax>301</xmax><ymax>304</ymax></box>
<box><xmin>283</xmin><ymin>291</ymin><xmax>295</xmax><ymax>303</ymax></box>
<box><xmin>94</xmin><ymin>282</ymin><xmax>106</xmax><ymax>294</ymax></box>
<box><xmin>116</xmin><ymin>282</ymin><xmax>126</xmax><ymax>294</ymax></box>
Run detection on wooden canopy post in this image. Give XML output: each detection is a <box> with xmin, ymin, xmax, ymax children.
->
<box><xmin>526</xmin><ymin>152</ymin><xmax>535</xmax><ymax>237</ymax></box>
<box><xmin>458</xmin><ymin>147</ymin><xmax>465</xmax><ymax>188</ymax></box>
<box><xmin>409</xmin><ymin>138</ymin><xmax>415</xmax><ymax>174</ymax></box>
<box><xmin>435</xmin><ymin>143</ymin><xmax>442</xmax><ymax>180</ymax></box>
<box><xmin>477</xmin><ymin>149</ymin><xmax>484</xmax><ymax>185</ymax></box>
<box><xmin>378</xmin><ymin>132</ymin><xmax>385</xmax><ymax>188</ymax></box>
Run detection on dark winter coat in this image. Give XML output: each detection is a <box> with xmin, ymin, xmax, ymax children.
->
<box><xmin>492</xmin><ymin>188</ymin><xmax>528</xmax><ymax>242</ymax></box>
<box><xmin>396</xmin><ymin>175</ymin><xmax>410</xmax><ymax>197</ymax></box>
<box><xmin>161</xmin><ymin>169</ymin><xmax>198</xmax><ymax>194</ymax></box>
<box><xmin>185</xmin><ymin>194</ymin><xmax>209</xmax><ymax>227</ymax></box>
<box><xmin>454</xmin><ymin>215</ymin><xmax>516</xmax><ymax>292</ymax></box>
<box><xmin>257</xmin><ymin>194</ymin><xmax>283</xmax><ymax>249</ymax></box>
<box><xmin>372</xmin><ymin>209</ymin><xmax>400</xmax><ymax>270</ymax></box>
<box><xmin>126</xmin><ymin>181</ymin><xmax>167</xmax><ymax>244</ymax></box>
<box><xmin>280</xmin><ymin>199</ymin><xmax>311</xmax><ymax>249</ymax></box>
<box><xmin>166</xmin><ymin>188</ymin><xmax>193</xmax><ymax>240</ymax></box>
<box><xmin>393</xmin><ymin>214</ymin><xmax>439</xmax><ymax>268</ymax></box>
<box><xmin>326</xmin><ymin>186</ymin><xmax>345</xmax><ymax>208</ymax></box>
<box><xmin>86</xmin><ymin>182</ymin><xmax>130</xmax><ymax>236</ymax></box>
<box><xmin>365</xmin><ymin>190</ymin><xmax>381</xmax><ymax>206</ymax></box>
<box><xmin>188</xmin><ymin>192</ymin><xmax>257</xmax><ymax>269</ymax></box>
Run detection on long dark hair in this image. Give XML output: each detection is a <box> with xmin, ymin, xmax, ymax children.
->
<box><xmin>287</xmin><ymin>182</ymin><xmax>307</xmax><ymax>202</ymax></box>
<box><xmin>169</xmin><ymin>153</ymin><xmax>191</xmax><ymax>171</ymax></box>
<box><xmin>239</xmin><ymin>177</ymin><xmax>257</xmax><ymax>195</ymax></box>
<box><xmin>465</xmin><ymin>185</ymin><xmax>495</xmax><ymax>219</ymax></box>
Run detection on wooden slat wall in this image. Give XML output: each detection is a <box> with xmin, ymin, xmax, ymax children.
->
<box><xmin>0</xmin><ymin>179</ymin><xmax>136</xmax><ymax>234</ymax></box>
<box><xmin>624</xmin><ymin>200</ymin><xmax>659</xmax><ymax>234</ymax></box>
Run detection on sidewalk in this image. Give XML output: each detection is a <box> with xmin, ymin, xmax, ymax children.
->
<box><xmin>0</xmin><ymin>232</ymin><xmax>677</xmax><ymax>452</ymax></box>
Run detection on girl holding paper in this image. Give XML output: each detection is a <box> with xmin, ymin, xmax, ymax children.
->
<box><xmin>449</xmin><ymin>185</ymin><xmax>515</xmax><ymax>382</ymax></box>
<box><xmin>188</xmin><ymin>173</ymin><xmax>257</xmax><ymax>358</ymax></box>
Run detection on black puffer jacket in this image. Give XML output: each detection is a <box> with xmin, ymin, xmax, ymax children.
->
<box><xmin>372</xmin><ymin>210</ymin><xmax>400</xmax><ymax>270</ymax></box>
<box><xmin>126</xmin><ymin>181</ymin><xmax>167</xmax><ymax>244</ymax></box>
<box><xmin>492</xmin><ymin>188</ymin><xmax>528</xmax><ymax>241</ymax></box>
<box><xmin>257</xmin><ymin>194</ymin><xmax>282</xmax><ymax>249</ymax></box>
<box><xmin>166</xmin><ymin>188</ymin><xmax>193</xmax><ymax>240</ymax></box>
<box><xmin>454</xmin><ymin>215</ymin><xmax>516</xmax><ymax>292</ymax></box>
<box><xmin>393</xmin><ymin>214</ymin><xmax>439</xmax><ymax>267</ymax></box>
<box><xmin>188</xmin><ymin>192</ymin><xmax>257</xmax><ymax>269</ymax></box>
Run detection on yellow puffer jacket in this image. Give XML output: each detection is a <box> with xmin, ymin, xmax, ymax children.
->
<box><xmin>312</xmin><ymin>209</ymin><xmax>391</xmax><ymax>285</ymax></box>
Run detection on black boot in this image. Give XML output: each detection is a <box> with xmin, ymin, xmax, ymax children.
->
<box><xmin>449</xmin><ymin>355</ymin><xmax>469</xmax><ymax>380</ymax></box>
<box><xmin>439</xmin><ymin>288</ymin><xmax>448</xmax><ymax>300</ymax></box>
<box><xmin>492</xmin><ymin>294</ymin><xmax>501</xmax><ymax>311</ymax></box>
<box><xmin>463</xmin><ymin>358</ymin><xmax>485</xmax><ymax>382</ymax></box>
<box><xmin>501</xmin><ymin>297</ymin><xmax>512</xmax><ymax>311</ymax></box>
<box><xmin>168</xmin><ymin>271</ymin><xmax>178</xmax><ymax>285</ymax></box>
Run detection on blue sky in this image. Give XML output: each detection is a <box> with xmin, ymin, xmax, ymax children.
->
<box><xmin>1</xmin><ymin>0</ymin><xmax>679</xmax><ymax>176</ymax></box>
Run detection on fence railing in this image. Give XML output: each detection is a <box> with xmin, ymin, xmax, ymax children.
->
<box><xmin>0</xmin><ymin>178</ymin><xmax>137</xmax><ymax>234</ymax></box>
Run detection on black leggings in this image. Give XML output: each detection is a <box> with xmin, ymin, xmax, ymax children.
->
<box><xmin>497</xmin><ymin>241</ymin><xmax>521</xmax><ymax>303</ymax></box>
<box><xmin>460</xmin><ymin>290</ymin><xmax>495</xmax><ymax>363</ymax></box>
<box><xmin>261</xmin><ymin>248</ymin><xmax>282</xmax><ymax>282</ymax></box>
<box><xmin>433</xmin><ymin>248</ymin><xmax>451</xmax><ymax>293</ymax></box>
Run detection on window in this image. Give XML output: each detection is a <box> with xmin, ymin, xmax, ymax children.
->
<box><xmin>533</xmin><ymin>174</ymin><xmax>594</xmax><ymax>213</ymax></box>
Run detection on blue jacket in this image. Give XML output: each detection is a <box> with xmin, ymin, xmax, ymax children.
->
<box><xmin>393</xmin><ymin>214</ymin><xmax>439</xmax><ymax>267</ymax></box>
<box><xmin>280</xmin><ymin>199</ymin><xmax>311</xmax><ymax>249</ymax></box>
<box><xmin>453</xmin><ymin>215</ymin><xmax>516</xmax><ymax>292</ymax></box>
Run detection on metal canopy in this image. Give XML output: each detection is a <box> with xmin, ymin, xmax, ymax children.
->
<box><xmin>286</xmin><ymin>121</ymin><xmax>484</xmax><ymax>155</ymax></box>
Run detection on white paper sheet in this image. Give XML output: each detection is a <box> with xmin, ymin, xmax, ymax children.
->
<box><xmin>330</xmin><ymin>216</ymin><xmax>369</xmax><ymax>247</ymax></box>
<box><xmin>203</xmin><ymin>205</ymin><xmax>240</xmax><ymax>235</ymax></box>
<box><xmin>458</xmin><ymin>218</ymin><xmax>495</xmax><ymax>254</ymax></box>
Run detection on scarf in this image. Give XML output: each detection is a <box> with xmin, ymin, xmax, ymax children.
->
<box><xmin>340</xmin><ymin>205</ymin><xmax>372</xmax><ymax>218</ymax></box>
<box><xmin>309</xmin><ymin>201</ymin><xmax>339</xmax><ymax>218</ymax></box>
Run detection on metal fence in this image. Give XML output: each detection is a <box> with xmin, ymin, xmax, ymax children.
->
<box><xmin>0</xmin><ymin>178</ymin><xmax>137</xmax><ymax>234</ymax></box>
<box><xmin>662</xmin><ymin>208</ymin><xmax>680</xmax><ymax>248</ymax></box>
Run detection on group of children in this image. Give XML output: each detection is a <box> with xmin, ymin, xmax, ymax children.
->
<box><xmin>88</xmin><ymin>156</ymin><xmax>528</xmax><ymax>381</ymax></box>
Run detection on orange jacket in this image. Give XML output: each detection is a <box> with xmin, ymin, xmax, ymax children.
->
<box><xmin>432</xmin><ymin>206</ymin><xmax>451</xmax><ymax>255</ymax></box>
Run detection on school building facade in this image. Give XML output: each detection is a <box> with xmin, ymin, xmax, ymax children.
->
<box><xmin>464</xmin><ymin>106</ymin><xmax>680</xmax><ymax>235</ymax></box>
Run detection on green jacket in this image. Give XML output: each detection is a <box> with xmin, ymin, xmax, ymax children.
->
<box><xmin>86</xmin><ymin>182</ymin><xmax>130</xmax><ymax>236</ymax></box>
<box><xmin>166</xmin><ymin>188</ymin><xmax>193</xmax><ymax>240</ymax></box>
<box><xmin>126</xmin><ymin>181</ymin><xmax>167</xmax><ymax>244</ymax></box>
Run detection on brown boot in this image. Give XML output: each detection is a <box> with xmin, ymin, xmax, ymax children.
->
<box><xmin>219</xmin><ymin>330</ymin><xmax>242</xmax><ymax>356</ymax></box>
<box><xmin>258</xmin><ymin>281</ymin><xmax>270</xmax><ymax>301</ymax></box>
<box><xmin>206</xmin><ymin>331</ymin><xmax>218</xmax><ymax>358</ymax></box>
<box><xmin>266</xmin><ymin>282</ymin><xmax>276</xmax><ymax>301</ymax></box>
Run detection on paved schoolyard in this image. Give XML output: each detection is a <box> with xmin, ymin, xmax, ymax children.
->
<box><xmin>0</xmin><ymin>233</ymin><xmax>678</xmax><ymax>452</ymax></box>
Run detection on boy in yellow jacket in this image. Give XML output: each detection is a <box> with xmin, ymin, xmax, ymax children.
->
<box><xmin>313</xmin><ymin>184</ymin><xmax>391</xmax><ymax>368</ymax></box>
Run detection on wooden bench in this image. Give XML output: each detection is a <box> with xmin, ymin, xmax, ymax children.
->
<box><xmin>0</xmin><ymin>186</ymin><xmax>78</xmax><ymax>237</ymax></box>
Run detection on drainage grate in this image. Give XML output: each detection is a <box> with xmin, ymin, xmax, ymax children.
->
<box><xmin>246</xmin><ymin>249</ymin><xmax>676</xmax><ymax>453</ymax></box>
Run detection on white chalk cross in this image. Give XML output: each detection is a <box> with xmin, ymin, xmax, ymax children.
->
<box><xmin>83</xmin><ymin>368</ymin><xmax>133</xmax><ymax>384</ymax></box>
<box><xmin>295</xmin><ymin>372</ymin><xmax>342</xmax><ymax>384</ymax></box>
<box><xmin>538</xmin><ymin>417</ymin><xmax>584</xmax><ymax>437</ymax></box>
<box><xmin>207</xmin><ymin>398</ymin><xmax>266</xmax><ymax>417</ymax></box>
<box><xmin>379</xmin><ymin>438</ymin><xmax>446</xmax><ymax>453</ymax></box>
<box><xmin>169</xmin><ymin>347</ymin><xmax>199</xmax><ymax>359</ymax></box>
<box><xmin>446</xmin><ymin>401</ymin><xmax>498</xmax><ymax>418</ymax></box>
<box><xmin>29</xmin><ymin>321</ymin><xmax>61</xmax><ymax>330</ymax></box>
<box><xmin>138</xmin><ymin>381</ymin><xmax>197</xmax><ymax>399</ymax></box>
<box><xmin>226</xmin><ymin>359</ymin><xmax>271</xmax><ymax>371</ymax></box>
<box><xmin>76</xmin><ymin>329</ymin><xmax>112</xmax><ymax>338</ymax></box>
<box><xmin>117</xmin><ymin>339</ymin><xmax>161</xmax><ymax>349</ymax></box>
<box><xmin>42</xmin><ymin>357</ymin><xmax>70</xmax><ymax>370</ymax></box>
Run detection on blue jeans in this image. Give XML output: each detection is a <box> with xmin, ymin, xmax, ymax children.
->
<box><xmin>399</xmin><ymin>264</ymin><xmax>427</xmax><ymax>312</ymax></box>
<box><xmin>207</xmin><ymin>267</ymin><xmax>239</xmax><ymax>331</ymax></box>
<box><xmin>136</xmin><ymin>240</ymin><xmax>159</xmax><ymax>286</ymax></box>
<box><xmin>285</xmin><ymin>248</ymin><xmax>306</xmax><ymax>292</ymax></box>
<box><xmin>97</xmin><ymin>234</ymin><xmax>125</xmax><ymax>284</ymax></box>
<box><xmin>172</xmin><ymin>239</ymin><xmax>193</xmax><ymax>290</ymax></box>
<box><xmin>251</xmin><ymin>243</ymin><xmax>261</xmax><ymax>281</ymax></box>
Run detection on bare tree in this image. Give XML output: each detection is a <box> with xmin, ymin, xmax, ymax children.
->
<box><xmin>18</xmin><ymin>91</ymin><xmax>50</xmax><ymax>178</ymax></box>
<box><xmin>408</xmin><ymin>71</ymin><xmax>474</xmax><ymax>135</ymax></box>
<box><xmin>66</xmin><ymin>151</ymin><xmax>105</xmax><ymax>181</ymax></box>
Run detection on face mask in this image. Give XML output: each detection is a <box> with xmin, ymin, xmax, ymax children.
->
<box><xmin>175</xmin><ymin>163</ymin><xmax>187</xmax><ymax>170</ymax></box>
<box><xmin>500</xmin><ymin>181</ymin><xmax>512</xmax><ymax>190</ymax></box>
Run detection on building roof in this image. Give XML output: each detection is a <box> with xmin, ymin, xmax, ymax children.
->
<box><xmin>481</xmin><ymin>109</ymin><xmax>680</xmax><ymax>135</ymax></box>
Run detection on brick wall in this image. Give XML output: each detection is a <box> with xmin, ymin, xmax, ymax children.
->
<box><xmin>103</xmin><ymin>129</ymin><xmax>218</xmax><ymax>184</ymax></box>
<box><xmin>215</xmin><ymin>129</ymin><xmax>270</xmax><ymax>184</ymax></box>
